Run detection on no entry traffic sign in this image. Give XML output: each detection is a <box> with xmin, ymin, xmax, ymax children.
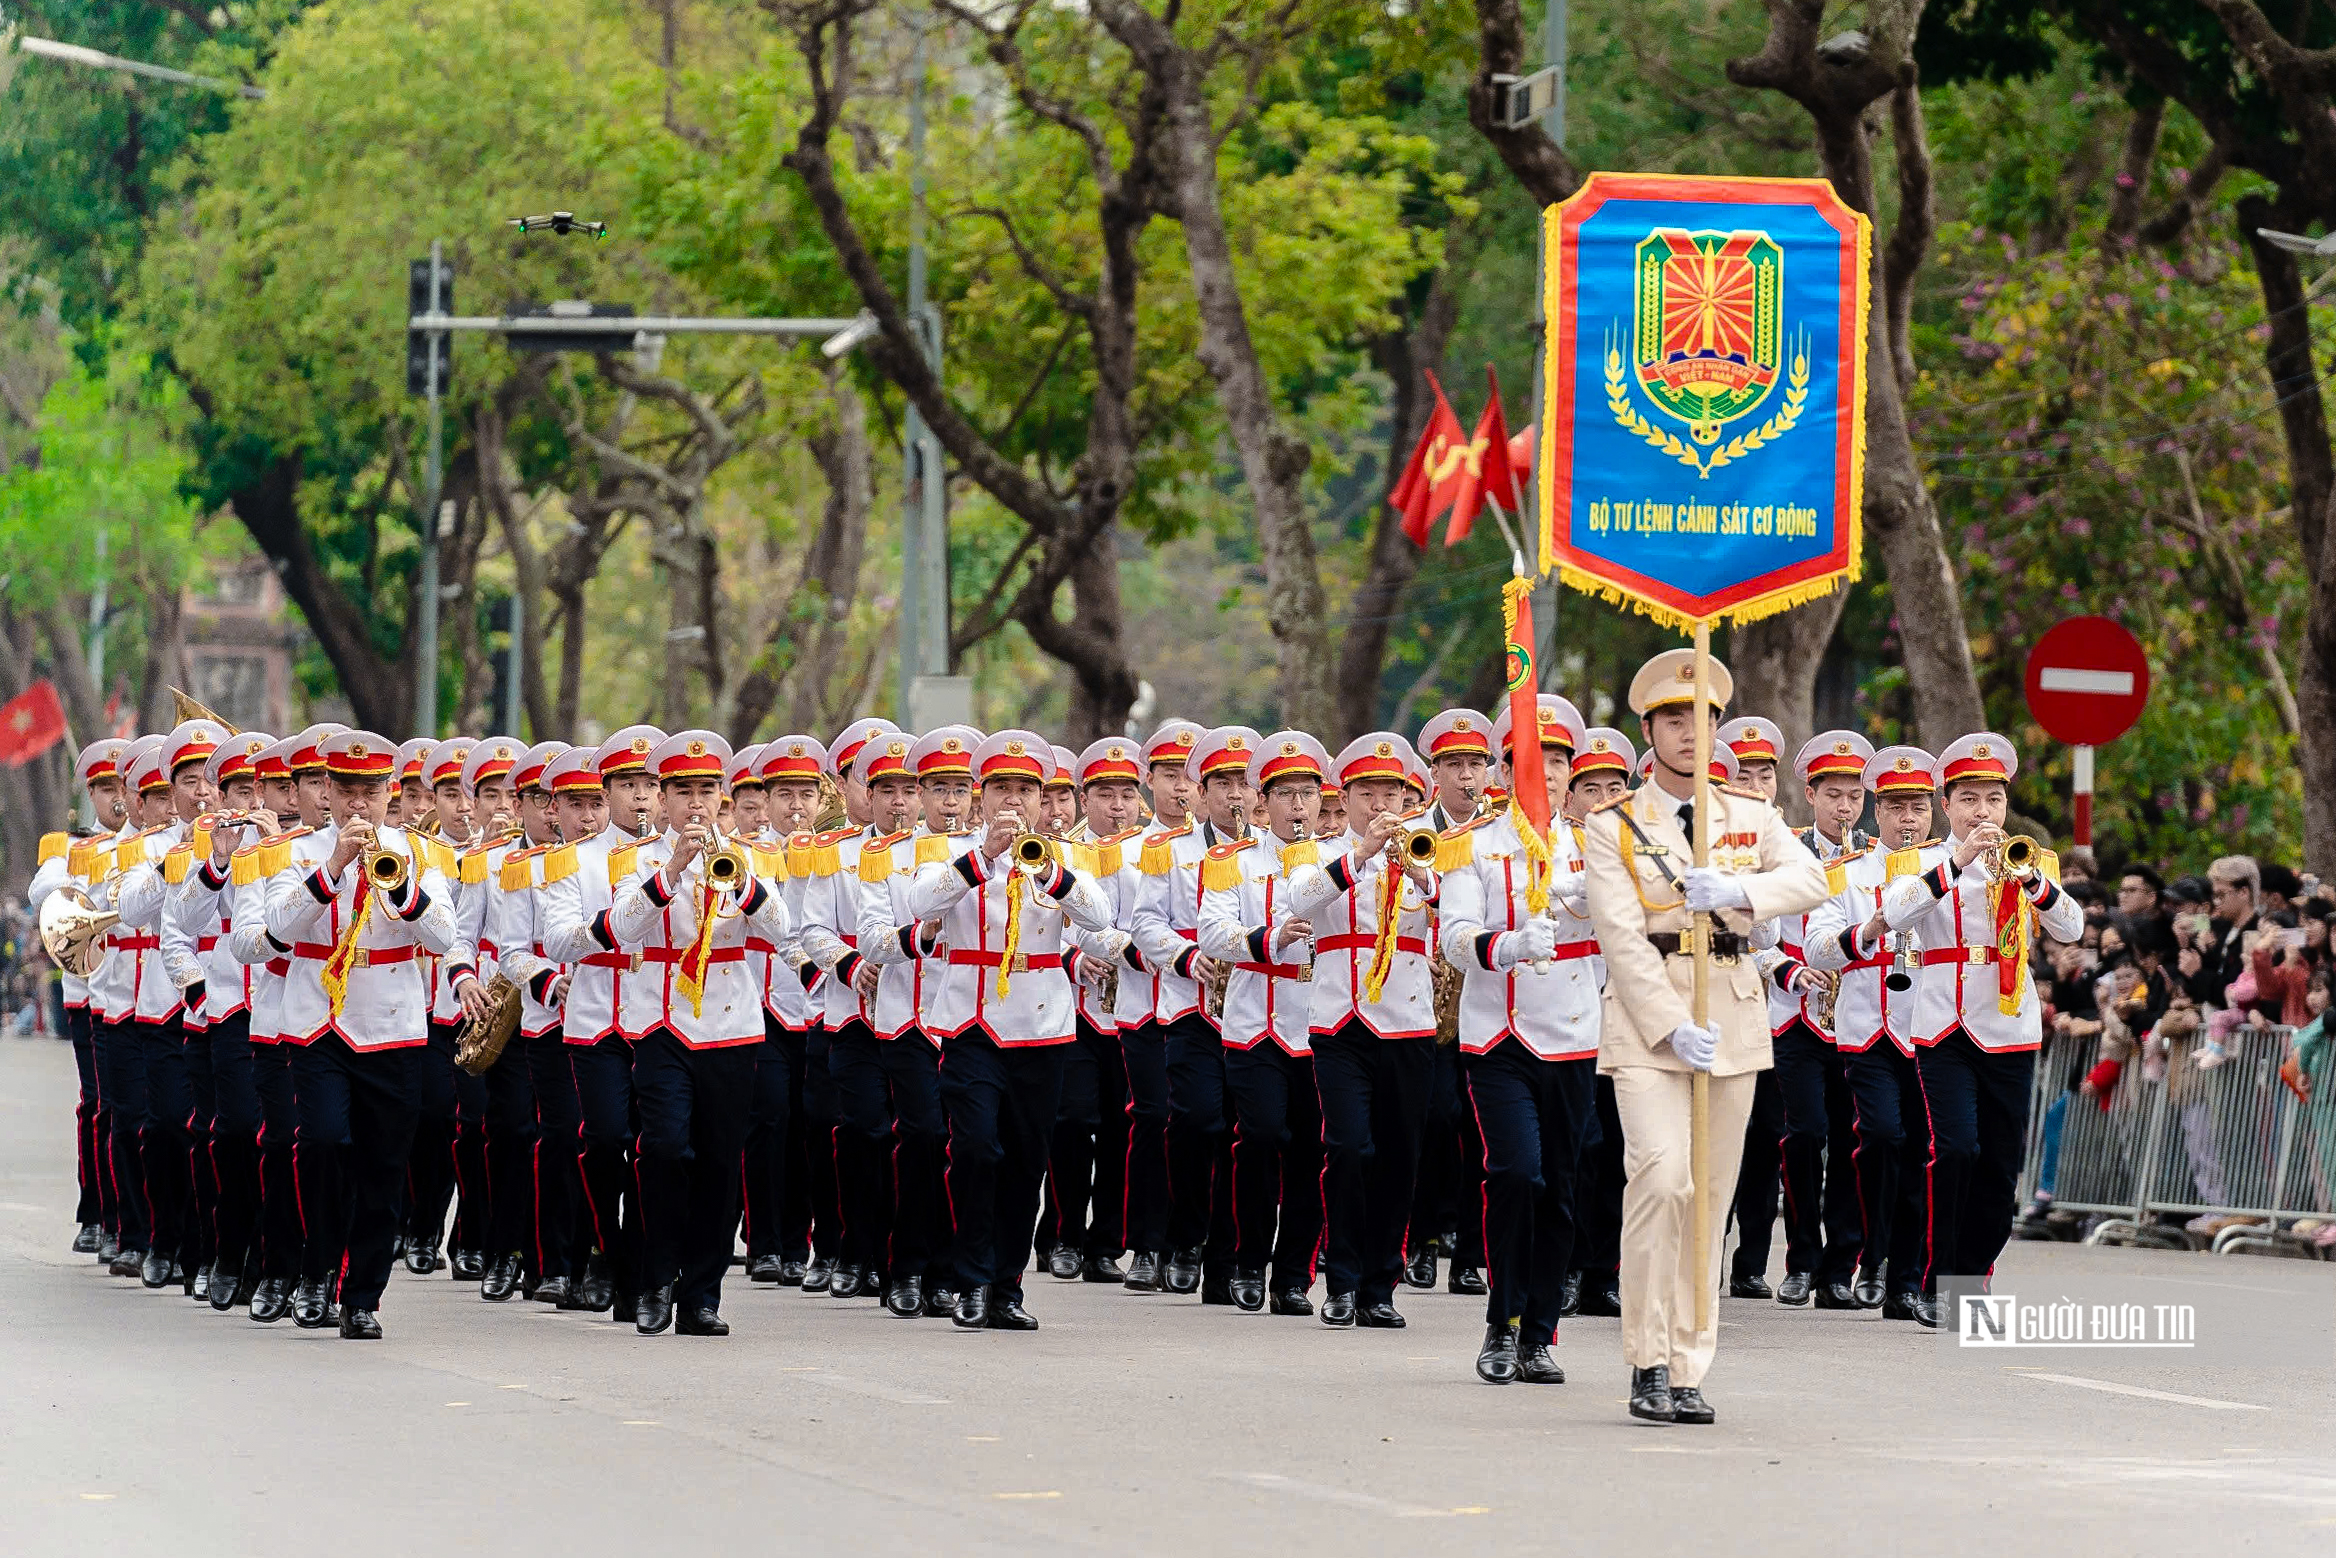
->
<box><xmin>2024</xmin><ymin>616</ymin><xmax>2150</xmax><ymax>747</ymax></box>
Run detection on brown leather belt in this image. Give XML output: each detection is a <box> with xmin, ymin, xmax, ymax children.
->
<box><xmin>1648</xmin><ymin>930</ymin><xmax>1746</xmax><ymax>960</ymax></box>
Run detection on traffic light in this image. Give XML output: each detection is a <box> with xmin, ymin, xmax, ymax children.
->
<box><xmin>407</xmin><ymin>256</ymin><xmax>454</xmax><ymax>397</ymax></box>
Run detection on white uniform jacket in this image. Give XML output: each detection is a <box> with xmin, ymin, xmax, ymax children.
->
<box><xmin>27</xmin><ymin>832</ymin><xmax>103</xmax><ymax>1010</ymax></box>
<box><xmin>483</xmin><ymin>843</ymin><xmax>562</xmax><ymax>1039</ymax></box>
<box><xmin>165</xmin><ymin>829</ymin><xmax>252</xmax><ymax>1028</ymax></box>
<box><xmin>1436</xmin><ymin>813</ymin><xmax>1601</xmax><ymax>1060</ymax></box>
<box><xmin>755</xmin><ymin>834</ymin><xmax>817</xmax><ymax>1031</ymax></box>
<box><xmin>855</xmin><ymin>829</ymin><xmax>975</xmax><ymax>1041</ymax></box>
<box><xmin>114</xmin><ymin>820</ymin><xmax>194</xmax><ymax>1025</ymax></box>
<box><xmin>84</xmin><ymin>822</ymin><xmax>145</xmax><ymax>1024</ymax></box>
<box><xmin>1286</xmin><ymin>830</ymin><xmax>1440</xmax><ymax>1040</ymax></box>
<box><xmin>899</xmin><ymin>842</ymin><xmax>1115</xmax><ymax>1046</ymax></box>
<box><xmin>605</xmin><ymin>832</ymin><xmax>792</xmax><ymax>1049</ymax></box>
<box><xmin>230</xmin><ymin>828</ymin><xmax>322</xmax><ymax>1043</ymax></box>
<box><xmin>1195</xmin><ymin>832</ymin><xmax>1316</xmax><ymax>1055</ymax></box>
<box><xmin>1878</xmin><ymin>837</ymin><xmax>2083</xmax><ymax>1052</ymax></box>
<box><xmin>1060</xmin><ymin>826</ymin><xmax>1141</xmax><ymax>1034</ymax></box>
<box><xmin>1761</xmin><ymin>827</ymin><xmax>1869</xmax><ymax>1040</ymax></box>
<box><xmin>265</xmin><ymin>824</ymin><xmax>458</xmax><ymax>1050</ymax></box>
<box><xmin>539</xmin><ymin>826</ymin><xmax>647</xmax><ymax>1045</ymax></box>
<box><xmin>1803</xmin><ymin>844</ymin><xmax>1927</xmax><ymax>1055</ymax></box>
<box><xmin>1133</xmin><ymin>818</ymin><xmax>1245</xmax><ymax>1029</ymax></box>
<box><xmin>798</xmin><ymin>826</ymin><xmax>877</xmax><ymax>1031</ymax></box>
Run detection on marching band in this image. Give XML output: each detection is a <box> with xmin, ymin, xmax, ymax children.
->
<box><xmin>25</xmin><ymin>651</ymin><xmax>2076</xmax><ymax>1423</ymax></box>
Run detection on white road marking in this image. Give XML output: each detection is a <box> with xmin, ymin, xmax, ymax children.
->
<box><xmin>2015</xmin><ymin>1372</ymin><xmax>2265</xmax><ymax>1411</ymax></box>
<box><xmin>0</xmin><ymin>1200</ymin><xmax>52</xmax><ymax>1213</ymax></box>
<box><xmin>2038</xmin><ymin>667</ymin><xmax>2135</xmax><ymax>695</ymax></box>
<box><xmin>1220</xmin><ymin>1472</ymin><xmax>1477</xmax><ymax>1518</ymax></box>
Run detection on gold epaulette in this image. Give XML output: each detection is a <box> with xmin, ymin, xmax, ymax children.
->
<box><xmin>1566</xmin><ymin>820</ymin><xmax>1588</xmax><ymax>850</ymax></box>
<box><xmin>1883</xmin><ymin>846</ymin><xmax>1924</xmax><ymax>880</ymax></box>
<box><xmin>38</xmin><ymin>831</ymin><xmax>67</xmax><ymax>866</ymax></box>
<box><xmin>1824</xmin><ymin>859</ymin><xmax>1848</xmax><ymax>896</ymax></box>
<box><xmin>66</xmin><ymin>838</ymin><xmax>107</xmax><ymax>879</ymax></box>
<box><xmin>1200</xmin><ymin>837</ymin><xmax>1255</xmax><ymax>892</ymax></box>
<box><xmin>459</xmin><ymin>849</ymin><xmax>490</xmax><ymax>886</ymax></box>
<box><xmin>914</xmin><ymin>834</ymin><xmax>954</xmax><ymax>868</ymax></box>
<box><xmin>1136</xmin><ymin>820</ymin><xmax>1188</xmax><ymax>876</ymax></box>
<box><xmin>752</xmin><ymin>844</ymin><xmax>787</xmax><ymax>881</ymax></box>
<box><xmin>162</xmin><ymin>843</ymin><xmax>196</xmax><ymax>884</ymax></box>
<box><xmin>499</xmin><ymin>849</ymin><xmax>544</xmax><ymax>892</ymax></box>
<box><xmin>803</xmin><ymin>826</ymin><xmax>852</xmax><ymax>877</ymax></box>
<box><xmin>785</xmin><ymin>831</ymin><xmax>815</xmax><ymax>878</ymax></box>
<box><xmin>1277</xmin><ymin>840</ymin><xmax>1320</xmax><ymax>872</ymax></box>
<box><xmin>860</xmin><ymin>830</ymin><xmax>913</xmax><ymax>882</ymax></box>
<box><xmin>607</xmin><ymin>844</ymin><xmax>639</xmax><ymax>887</ymax></box>
<box><xmin>2038</xmin><ymin>846</ymin><xmax>2062</xmax><ymax>885</ymax></box>
<box><xmin>542</xmin><ymin>844</ymin><xmax>580</xmax><ymax>886</ymax></box>
<box><xmin>1432</xmin><ymin>828</ymin><xmax>1474</xmax><ymax>874</ymax></box>
<box><xmin>1068</xmin><ymin>840</ymin><xmax>1100</xmax><ymax>876</ymax></box>
<box><xmin>230</xmin><ymin>845</ymin><xmax>268</xmax><ymax>888</ymax></box>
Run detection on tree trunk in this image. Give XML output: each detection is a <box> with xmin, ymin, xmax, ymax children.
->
<box><xmin>552</xmin><ymin>578</ymin><xmax>588</xmax><ymax>743</ymax></box>
<box><xmin>135</xmin><ymin>578</ymin><xmax>185</xmax><ymax>734</ymax></box>
<box><xmin>1024</xmin><ymin>529</ymin><xmax>1139</xmax><ymax>747</ymax></box>
<box><xmin>1731</xmin><ymin>603</ymin><xmax>1848</xmax><ymax>824</ymax></box>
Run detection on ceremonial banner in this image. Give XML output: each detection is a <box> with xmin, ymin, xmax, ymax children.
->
<box><xmin>1537</xmin><ymin>172</ymin><xmax>1871</xmax><ymax>629</ymax></box>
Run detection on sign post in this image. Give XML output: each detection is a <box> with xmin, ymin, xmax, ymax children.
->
<box><xmin>2022</xmin><ymin>616</ymin><xmax>2150</xmax><ymax>849</ymax></box>
<box><xmin>1539</xmin><ymin>171</ymin><xmax>1872</xmax><ymax>1333</ymax></box>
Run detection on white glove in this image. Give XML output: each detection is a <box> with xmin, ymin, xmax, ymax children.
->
<box><xmin>1498</xmin><ymin>917</ymin><xmax>1560</xmax><ymax>968</ymax></box>
<box><xmin>1667</xmin><ymin>1020</ymin><xmax>1720</xmax><ymax>1072</ymax></box>
<box><xmin>1683</xmin><ymin>868</ymin><xmax>1751</xmax><ymax>914</ymax></box>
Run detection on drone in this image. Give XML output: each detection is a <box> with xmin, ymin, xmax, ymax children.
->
<box><xmin>509</xmin><ymin>211</ymin><xmax>607</xmax><ymax>239</ymax></box>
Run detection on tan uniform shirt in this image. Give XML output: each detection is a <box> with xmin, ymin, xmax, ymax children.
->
<box><xmin>1581</xmin><ymin>781</ymin><xmax>1828</xmax><ymax>1077</ymax></box>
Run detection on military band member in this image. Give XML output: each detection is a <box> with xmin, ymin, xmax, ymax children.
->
<box><xmin>1563</xmin><ymin>727</ymin><xmax>1635</xmax><ymax>1320</ymax></box>
<box><xmin>737</xmin><ymin>736</ymin><xmax>824</xmax><ymax>1284</ymax></box>
<box><xmin>394</xmin><ymin>737</ymin><xmax>433</xmax><ymax>828</ymax></box>
<box><xmin>539</xmin><ymin>724</ymin><xmax>667</xmax><ymax>1316</ymax></box>
<box><xmin>1872</xmin><ymin>733</ymin><xmax>2081</xmax><ymax>1323</ymax></box>
<box><xmin>1195</xmin><ymin>729</ymin><xmax>1327</xmax><ymax>1316</ymax></box>
<box><xmin>1805</xmin><ymin>744</ymin><xmax>1938</xmax><ymax>1316</ymax></box>
<box><xmin>1117</xmin><ymin>718</ymin><xmax>1203</xmax><ymax>1292</ymax></box>
<box><xmin>1286</xmin><ymin>732</ymin><xmax>1443</xmax><ymax>1329</ymax></box>
<box><xmin>1744</xmin><ymin>731</ymin><xmax>1877</xmax><ymax>1309</ymax></box>
<box><xmin>405</xmin><ymin>737</ymin><xmax>480</xmax><ymax>1276</ymax></box>
<box><xmin>29</xmin><ymin>736</ymin><xmax>133</xmax><ymax>1261</ymax></box>
<box><xmin>1435</xmin><ymin>696</ymin><xmax>1601</xmax><ymax>1384</ymax></box>
<box><xmin>1040</xmin><ymin>737</ymin><xmax>1148</xmax><ymax>1284</ymax></box>
<box><xmin>1713</xmin><ymin>715</ymin><xmax>1793</xmax><ymax>1301</ymax></box>
<box><xmin>1407</xmin><ymin>708</ymin><xmax>1494</xmax><ymax>1299</ymax></box>
<box><xmin>89</xmin><ymin>735</ymin><xmax>162</xmax><ymax>1277</ymax></box>
<box><xmin>269</xmin><ymin>730</ymin><xmax>461</xmax><ymax>1339</ymax></box>
<box><xmin>901</xmin><ymin>732</ymin><xmax>1116</xmax><ymax>1329</ymax></box>
<box><xmin>116</xmin><ymin>720</ymin><xmax>228</xmax><ymax>1292</ymax></box>
<box><xmin>165</xmin><ymin>730</ymin><xmax>277</xmax><ymax>1308</ymax></box>
<box><xmin>1135</xmin><ymin>724</ymin><xmax>1260</xmax><ymax>1303</ymax></box>
<box><xmin>1582</xmin><ymin>651</ymin><xmax>1826</xmax><ymax>1423</ymax></box>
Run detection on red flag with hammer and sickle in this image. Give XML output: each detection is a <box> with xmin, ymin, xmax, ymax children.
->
<box><xmin>1389</xmin><ymin>372</ymin><xmax>1468</xmax><ymax>547</ymax></box>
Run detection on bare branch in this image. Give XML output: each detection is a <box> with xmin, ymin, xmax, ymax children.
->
<box><xmin>959</xmin><ymin>203</ymin><xmax>1094</xmax><ymax>320</ymax></box>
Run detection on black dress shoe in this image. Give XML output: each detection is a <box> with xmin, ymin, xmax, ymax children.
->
<box><xmin>636</xmin><ymin>1283</ymin><xmax>676</xmax><ymax>1335</ymax></box>
<box><xmin>987</xmin><ymin>1290</ymin><xmax>1039</xmax><ymax>1331</ymax></box>
<box><xmin>885</xmin><ymin>1277</ymin><xmax>924</xmax><ymax>1318</ymax></box>
<box><xmin>1164</xmin><ymin>1248</ymin><xmax>1202</xmax><ymax>1294</ymax></box>
<box><xmin>924</xmin><ymin>1284</ymin><xmax>958</xmax><ymax>1318</ymax></box>
<box><xmin>1402</xmin><ymin>1249</ymin><xmax>1436</xmax><ymax>1289</ymax></box>
<box><xmin>1853</xmin><ymin>1273</ymin><xmax>1887</xmax><ymax>1309</ymax></box>
<box><xmin>109</xmin><ymin>1247</ymin><xmax>144</xmax><ymax>1279</ymax></box>
<box><xmin>1881</xmin><ymin>1288</ymin><xmax>1924</xmax><ymax>1322</ymax></box>
<box><xmin>1628</xmin><ymin>1365</ymin><xmax>1675</xmax><ymax>1422</ymax></box>
<box><xmin>482</xmin><ymin>1252</ymin><xmax>522</xmax><ymax>1301</ymax></box>
<box><xmin>338</xmin><ymin>1307</ymin><xmax>383</xmax><ymax>1340</ymax></box>
<box><xmin>1082</xmin><ymin>1253</ymin><xmax>1125</xmax><ymax>1283</ymax></box>
<box><xmin>1909</xmin><ymin>1293</ymin><xmax>1942</xmax><ymax>1328</ymax></box>
<box><xmin>1045</xmin><ymin>1246</ymin><xmax>1082</xmax><ymax>1281</ymax></box>
<box><xmin>778</xmin><ymin>1257</ymin><xmax>808</xmax><ymax>1285</ymax></box>
<box><xmin>1269</xmin><ymin>1285</ymin><xmax>1313</xmax><ymax>1317</ymax></box>
<box><xmin>953</xmin><ymin>1284</ymin><xmax>991</xmax><ymax>1329</ymax></box>
<box><xmin>1199</xmin><ymin>1270</ymin><xmax>1235</xmax><ymax>1306</ymax></box>
<box><xmin>1229</xmin><ymin>1269</ymin><xmax>1266</xmax><ymax>1312</ymax></box>
<box><xmin>1813</xmin><ymin>1279</ymin><xmax>1859</xmax><ymax>1310</ymax></box>
<box><xmin>1670</xmin><ymin>1384</ymin><xmax>1715</xmax><ymax>1424</ymax></box>
<box><xmin>1775</xmin><ymin>1271</ymin><xmax>1812</xmax><ymax>1306</ymax></box>
<box><xmin>1560</xmin><ymin>1272</ymin><xmax>1581</xmax><ymax>1317</ymax></box>
<box><xmin>1448</xmin><ymin>1264</ymin><xmax>1488</xmax><ymax>1297</ymax></box>
<box><xmin>249</xmin><ymin>1277</ymin><xmax>290</xmax><ymax>1323</ymax></box>
<box><xmin>1319</xmin><ymin>1291</ymin><xmax>1357</xmax><ymax>1327</ymax></box>
<box><xmin>73</xmin><ymin>1224</ymin><xmax>100</xmax><ymax>1255</ymax></box>
<box><xmin>141</xmin><ymin>1248</ymin><xmax>172</xmax><ymax>1288</ymax></box>
<box><xmin>1576</xmin><ymin>1278</ymin><xmax>1623</xmax><ymax>1317</ymax></box>
<box><xmin>675</xmin><ymin>1305</ymin><xmax>729</xmax><ymax>1336</ymax></box>
<box><xmin>577</xmin><ymin>1254</ymin><xmax>615</xmax><ymax>1311</ymax></box>
<box><xmin>1123</xmin><ymin>1251</ymin><xmax>1163</xmax><ymax>1292</ymax></box>
<box><xmin>291</xmin><ymin>1279</ymin><xmax>334</xmax><ymax>1329</ymax></box>
<box><xmin>534</xmin><ymin>1275</ymin><xmax>573</xmax><ymax>1306</ymax></box>
<box><xmin>829</xmin><ymin>1261</ymin><xmax>866</xmax><ymax>1299</ymax></box>
<box><xmin>746</xmin><ymin>1253</ymin><xmax>786</xmax><ymax>1283</ymax></box>
<box><xmin>1476</xmin><ymin>1322</ymin><xmax>1519</xmax><ymax>1384</ymax></box>
<box><xmin>209</xmin><ymin>1259</ymin><xmax>239</xmax><ymax>1311</ymax></box>
<box><xmin>1516</xmin><ymin>1342</ymin><xmax>1566</xmax><ymax>1384</ymax></box>
<box><xmin>800</xmin><ymin>1255</ymin><xmax>834</xmax><ymax>1293</ymax></box>
<box><xmin>405</xmin><ymin>1238</ymin><xmax>440</xmax><ymax>1276</ymax></box>
<box><xmin>190</xmin><ymin>1265</ymin><xmax>210</xmax><ymax>1302</ymax></box>
<box><xmin>452</xmin><ymin>1248</ymin><xmax>485</xmax><ymax>1281</ymax></box>
<box><xmin>1356</xmin><ymin>1300</ymin><xmax>1407</xmax><ymax>1329</ymax></box>
<box><xmin>1729</xmin><ymin>1273</ymin><xmax>1772</xmax><ymax>1300</ymax></box>
<box><xmin>98</xmin><ymin>1230</ymin><xmax>121</xmax><ymax>1264</ymax></box>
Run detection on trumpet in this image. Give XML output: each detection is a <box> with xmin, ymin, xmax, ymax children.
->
<box><xmin>1886</xmin><ymin>928</ymin><xmax>1920</xmax><ymax>992</ymax></box>
<box><xmin>704</xmin><ymin>829</ymin><xmax>754</xmax><ymax>890</ymax></box>
<box><xmin>1983</xmin><ymin>832</ymin><xmax>2040</xmax><ymax>882</ymax></box>
<box><xmin>1011</xmin><ymin>832</ymin><xmax>1054</xmax><ymax>876</ymax></box>
<box><xmin>1396</xmin><ymin>824</ymin><xmax>1440</xmax><ymax>867</ymax></box>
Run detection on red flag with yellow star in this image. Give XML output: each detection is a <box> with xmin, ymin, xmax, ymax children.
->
<box><xmin>1389</xmin><ymin>372</ymin><xmax>1468</xmax><ymax>547</ymax></box>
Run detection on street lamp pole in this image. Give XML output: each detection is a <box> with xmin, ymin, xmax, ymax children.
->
<box><xmin>416</xmin><ymin>238</ymin><xmax>445</xmax><ymax>740</ymax></box>
<box><xmin>900</xmin><ymin>26</ymin><xmax>959</xmax><ymax>730</ymax></box>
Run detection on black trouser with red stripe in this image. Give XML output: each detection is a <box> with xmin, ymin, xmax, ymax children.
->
<box><xmin>1120</xmin><ymin>1019</ymin><xmax>1170</xmax><ymax>1256</ymax></box>
<box><xmin>1729</xmin><ymin>1066</ymin><xmax>1786</xmax><ymax>1282</ymax></box>
<box><xmin>1571</xmin><ymin>1075</ymin><xmax>1625</xmax><ymax>1288</ymax></box>
<box><xmin>631</xmin><ymin>1027</ymin><xmax>757</xmax><ymax>1313</ymax></box>
<box><xmin>1914</xmin><ymin>1029</ymin><xmax>2034</xmax><ymax>1296</ymax></box>
<box><xmin>1313</xmin><ymin>1023</ymin><xmax>1433</xmax><ymax>1307</ymax></box>
<box><xmin>798</xmin><ymin>1023</ymin><xmax>841</xmax><ymax>1261</ymax></box>
<box><xmin>881</xmin><ymin>1033</ymin><xmax>950</xmax><ymax>1287</ymax></box>
<box><xmin>254</xmin><ymin>1040</ymin><xmax>304</xmax><ymax>1279</ymax></box>
<box><xmin>483</xmin><ymin>1031</ymin><xmax>538</xmax><ymax>1261</ymax></box>
<box><xmin>570</xmin><ymin>1032</ymin><xmax>638</xmax><ymax>1297</ymax></box>
<box><xmin>138</xmin><ymin>1015</ymin><xmax>195</xmax><ymax>1270</ymax></box>
<box><xmin>1842</xmin><ymin>1041</ymin><xmax>1929</xmax><ymax>1295</ymax></box>
<box><xmin>67</xmin><ymin>1005</ymin><xmax>105</xmax><ymax>1228</ymax></box>
<box><xmin>743</xmin><ymin>1018</ymin><xmax>801</xmax><ymax>1261</ymax></box>
<box><xmin>1225</xmin><ymin>1039</ymin><xmax>1321</xmax><ymax>1289</ymax></box>
<box><xmin>406</xmin><ymin>1019</ymin><xmax>462</xmax><ymax>1254</ymax></box>
<box><xmin>939</xmin><ymin>1032</ymin><xmax>1067</xmax><ymax>1293</ymax></box>
<box><xmin>1408</xmin><ymin>1039</ymin><xmax>1487</xmax><ymax>1271</ymax></box>
<box><xmin>829</xmin><ymin>1019</ymin><xmax>895</xmax><ymax>1276</ymax></box>
<box><xmin>1038</xmin><ymin>1016</ymin><xmax>1128</xmax><ymax>1261</ymax></box>
<box><xmin>204</xmin><ymin>1011</ymin><xmax>262</xmax><ymax>1278</ymax></box>
<box><xmin>1164</xmin><ymin>1012</ymin><xmax>1236</xmax><ymax>1277</ymax></box>
<box><xmin>97</xmin><ymin>1019</ymin><xmax>151</xmax><ymax>1253</ymax></box>
<box><xmin>1773</xmin><ymin>1018</ymin><xmax>1864</xmax><ymax>1284</ymax></box>
<box><xmin>291</xmin><ymin>1034</ymin><xmax>421</xmax><ymax>1311</ymax></box>
<box><xmin>1465</xmin><ymin>1039</ymin><xmax>1594</xmax><ymax>1349</ymax></box>
<box><xmin>182</xmin><ymin>1018</ymin><xmax>221</xmax><ymax>1276</ymax></box>
<box><xmin>526</xmin><ymin>1031</ymin><xmax>586</xmax><ymax>1281</ymax></box>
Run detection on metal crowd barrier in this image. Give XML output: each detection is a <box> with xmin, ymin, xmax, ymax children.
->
<box><xmin>2015</xmin><ymin>1024</ymin><xmax>2336</xmax><ymax>1257</ymax></box>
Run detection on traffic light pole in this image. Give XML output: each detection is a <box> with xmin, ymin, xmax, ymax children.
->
<box><xmin>416</xmin><ymin>238</ymin><xmax>445</xmax><ymax>741</ymax></box>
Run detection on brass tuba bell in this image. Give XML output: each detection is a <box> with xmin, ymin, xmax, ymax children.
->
<box><xmin>39</xmin><ymin>887</ymin><xmax>120</xmax><ymax>978</ymax></box>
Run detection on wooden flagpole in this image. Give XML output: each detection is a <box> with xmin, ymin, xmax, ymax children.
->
<box><xmin>1689</xmin><ymin>617</ymin><xmax>1714</xmax><ymax>1335</ymax></box>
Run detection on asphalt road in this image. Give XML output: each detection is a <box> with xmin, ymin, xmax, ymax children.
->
<box><xmin>3</xmin><ymin>1034</ymin><xmax>2332</xmax><ymax>1557</ymax></box>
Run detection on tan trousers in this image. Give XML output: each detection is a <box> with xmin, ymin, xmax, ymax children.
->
<box><xmin>1611</xmin><ymin>1066</ymin><xmax>1757</xmax><ymax>1387</ymax></box>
